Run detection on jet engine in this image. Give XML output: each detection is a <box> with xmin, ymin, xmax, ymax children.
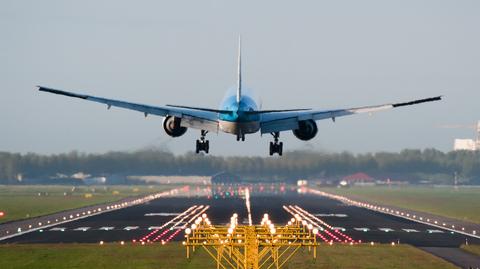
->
<box><xmin>163</xmin><ymin>116</ymin><xmax>187</xmax><ymax>137</ymax></box>
<box><xmin>293</xmin><ymin>120</ymin><xmax>318</xmax><ymax>141</ymax></box>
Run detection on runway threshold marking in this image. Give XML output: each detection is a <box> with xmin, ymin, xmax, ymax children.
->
<box><xmin>139</xmin><ymin>205</ymin><xmax>209</xmax><ymax>243</ymax></box>
<box><xmin>0</xmin><ymin>187</ymin><xmax>186</xmax><ymax>242</ymax></box>
<box><xmin>73</xmin><ymin>227</ymin><xmax>90</xmax><ymax>231</ymax></box>
<box><xmin>162</xmin><ymin>205</ymin><xmax>210</xmax><ymax>243</ymax></box>
<box><xmin>148</xmin><ymin>226</ymin><xmax>163</xmax><ymax>230</ymax></box>
<box><xmin>306</xmin><ymin>188</ymin><xmax>480</xmax><ymax>240</ymax></box>
<box><xmin>49</xmin><ymin>227</ymin><xmax>66</xmax><ymax>232</ymax></box>
<box><xmin>284</xmin><ymin>205</ymin><xmax>356</xmax><ymax>244</ymax></box>
<box><xmin>427</xmin><ymin>229</ymin><xmax>444</xmax><ymax>234</ymax></box>
<box><xmin>140</xmin><ymin>205</ymin><xmax>201</xmax><ymax>242</ymax></box>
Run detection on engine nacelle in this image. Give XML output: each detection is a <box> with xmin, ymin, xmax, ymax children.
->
<box><xmin>163</xmin><ymin>116</ymin><xmax>188</xmax><ymax>137</ymax></box>
<box><xmin>293</xmin><ymin>120</ymin><xmax>318</xmax><ymax>141</ymax></box>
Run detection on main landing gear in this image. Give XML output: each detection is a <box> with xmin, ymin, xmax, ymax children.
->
<box><xmin>269</xmin><ymin>132</ymin><xmax>283</xmax><ymax>156</ymax></box>
<box><xmin>196</xmin><ymin>130</ymin><xmax>209</xmax><ymax>154</ymax></box>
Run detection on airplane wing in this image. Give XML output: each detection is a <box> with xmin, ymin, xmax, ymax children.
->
<box><xmin>260</xmin><ymin>96</ymin><xmax>442</xmax><ymax>134</ymax></box>
<box><xmin>37</xmin><ymin>86</ymin><xmax>221</xmax><ymax>133</ymax></box>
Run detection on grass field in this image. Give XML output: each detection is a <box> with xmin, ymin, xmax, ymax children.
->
<box><xmin>319</xmin><ymin>186</ymin><xmax>480</xmax><ymax>224</ymax></box>
<box><xmin>0</xmin><ymin>243</ymin><xmax>456</xmax><ymax>269</ymax></box>
<box><xmin>462</xmin><ymin>244</ymin><xmax>480</xmax><ymax>256</ymax></box>
<box><xmin>0</xmin><ymin>185</ymin><xmax>175</xmax><ymax>223</ymax></box>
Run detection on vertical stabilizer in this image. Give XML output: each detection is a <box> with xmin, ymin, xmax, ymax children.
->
<box><xmin>236</xmin><ymin>35</ymin><xmax>242</xmax><ymax>104</ymax></box>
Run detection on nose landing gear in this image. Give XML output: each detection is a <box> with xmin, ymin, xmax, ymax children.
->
<box><xmin>236</xmin><ymin>133</ymin><xmax>245</xmax><ymax>141</ymax></box>
<box><xmin>269</xmin><ymin>132</ymin><xmax>283</xmax><ymax>156</ymax></box>
<box><xmin>196</xmin><ymin>130</ymin><xmax>209</xmax><ymax>154</ymax></box>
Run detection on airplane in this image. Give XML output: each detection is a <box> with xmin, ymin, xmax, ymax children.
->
<box><xmin>38</xmin><ymin>37</ymin><xmax>442</xmax><ymax>156</ymax></box>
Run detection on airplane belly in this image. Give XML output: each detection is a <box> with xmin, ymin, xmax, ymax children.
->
<box><xmin>219</xmin><ymin>120</ymin><xmax>260</xmax><ymax>135</ymax></box>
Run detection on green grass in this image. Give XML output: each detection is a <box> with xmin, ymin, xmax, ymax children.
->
<box><xmin>0</xmin><ymin>243</ymin><xmax>456</xmax><ymax>269</ymax></box>
<box><xmin>461</xmin><ymin>244</ymin><xmax>480</xmax><ymax>256</ymax></box>
<box><xmin>0</xmin><ymin>185</ymin><xmax>175</xmax><ymax>223</ymax></box>
<box><xmin>319</xmin><ymin>186</ymin><xmax>480</xmax><ymax>224</ymax></box>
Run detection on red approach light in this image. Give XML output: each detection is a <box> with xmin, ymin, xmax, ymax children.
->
<box><xmin>0</xmin><ymin>211</ymin><xmax>4</xmax><ymax>217</ymax></box>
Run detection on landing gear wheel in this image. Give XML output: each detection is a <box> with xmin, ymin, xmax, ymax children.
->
<box><xmin>195</xmin><ymin>130</ymin><xmax>210</xmax><ymax>154</ymax></box>
<box><xmin>269</xmin><ymin>132</ymin><xmax>284</xmax><ymax>156</ymax></box>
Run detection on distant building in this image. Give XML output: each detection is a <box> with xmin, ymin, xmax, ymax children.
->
<box><xmin>454</xmin><ymin>139</ymin><xmax>477</xmax><ymax>151</ymax></box>
<box><xmin>452</xmin><ymin>121</ymin><xmax>480</xmax><ymax>151</ymax></box>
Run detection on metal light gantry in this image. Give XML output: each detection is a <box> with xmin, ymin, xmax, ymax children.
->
<box><xmin>183</xmin><ymin>213</ymin><xmax>318</xmax><ymax>269</ymax></box>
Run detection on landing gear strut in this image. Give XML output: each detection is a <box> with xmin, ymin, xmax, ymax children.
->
<box><xmin>236</xmin><ymin>133</ymin><xmax>245</xmax><ymax>141</ymax></box>
<box><xmin>196</xmin><ymin>130</ymin><xmax>209</xmax><ymax>154</ymax></box>
<box><xmin>269</xmin><ymin>132</ymin><xmax>283</xmax><ymax>156</ymax></box>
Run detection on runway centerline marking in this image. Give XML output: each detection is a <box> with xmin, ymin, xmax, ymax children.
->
<box><xmin>124</xmin><ymin>226</ymin><xmax>139</xmax><ymax>231</ymax></box>
<box><xmin>379</xmin><ymin>228</ymin><xmax>394</xmax><ymax>232</ymax></box>
<box><xmin>144</xmin><ymin>213</ymin><xmax>181</xmax><ymax>217</ymax></box>
<box><xmin>245</xmin><ymin>188</ymin><xmax>252</xmax><ymax>226</ymax></box>
<box><xmin>99</xmin><ymin>227</ymin><xmax>114</xmax><ymax>231</ymax></box>
<box><xmin>314</xmin><ymin>214</ymin><xmax>348</xmax><ymax>218</ymax></box>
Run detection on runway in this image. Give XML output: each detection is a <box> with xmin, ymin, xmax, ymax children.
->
<box><xmin>3</xmin><ymin>185</ymin><xmax>479</xmax><ymax>248</ymax></box>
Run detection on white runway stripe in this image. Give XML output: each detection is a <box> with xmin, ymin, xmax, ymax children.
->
<box><xmin>73</xmin><ymin>227</ymin><xmax>90</xmax><ymax>231</ymax></box>
<box><xmin>427</xmin><ymin>229</ymin><xmax>444</xmax><ymax>233</ymax></box>
<box><xmin>354</xmin><ymin>227</ymin><xmax>370</xmax><ymax>232</ymax></box>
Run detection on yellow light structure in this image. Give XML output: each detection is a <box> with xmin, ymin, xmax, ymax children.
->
<box><xmin>184</xmin><ymin>213</ymin><xmax>318</xmax><ymax>269</ymax></box>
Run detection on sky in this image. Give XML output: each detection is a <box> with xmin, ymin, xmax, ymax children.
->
<box><xmin>1</xmin><ymin>0</ymin><xmax>479</xmax><ymax>156</ymax></box>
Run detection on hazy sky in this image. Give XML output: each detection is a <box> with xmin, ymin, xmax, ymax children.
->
<box><xmin>1</xmin><ymin>0</ymin><xmax>479</xmax><ymax>156</ymax></box>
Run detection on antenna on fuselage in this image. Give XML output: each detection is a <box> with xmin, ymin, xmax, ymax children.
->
<box><xmin>236</xmin><ymin>35</ymin><xmax>242</xmax><ymax>104</ymax></box>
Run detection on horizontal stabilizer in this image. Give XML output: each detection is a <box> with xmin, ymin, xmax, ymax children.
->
<box><xmin>245</xmin><ymin>108</ymin><xmax>312</xmax><ymax>114</ymax></box>
<box><xmin>166</xmin><ymin>104</ymin><xmax>233</xmax><ymax>114</ymax></box>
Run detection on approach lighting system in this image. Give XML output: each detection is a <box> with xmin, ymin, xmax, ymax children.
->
<box><xmin>184</xmin><ymin>213</ymin><xmax>318</xmax><ymax>269</ymax></box>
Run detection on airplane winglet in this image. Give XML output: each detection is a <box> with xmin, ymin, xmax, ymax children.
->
<box><xmin>236</xmin><ymin>35</ymin><xmax>242</xmax><ymax>104</ymax></box>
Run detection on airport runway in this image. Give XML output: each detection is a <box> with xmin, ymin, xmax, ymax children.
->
<box><xmin>3</xmin><ymin>187</ymin><xmax>479</xmax><ymax>248</ymax></box>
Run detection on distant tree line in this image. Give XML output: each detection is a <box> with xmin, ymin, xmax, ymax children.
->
<box><xmin>0</xmin><ymin>149</ymin><xmax>479</xmax><ymax>184</ymax></box>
